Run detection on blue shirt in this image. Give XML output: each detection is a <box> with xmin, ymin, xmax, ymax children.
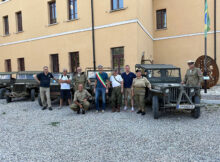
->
<box><xmin>95</xmin><ymin>72</ymin><xmax>108</xmax><ymax>88</ymax></box>
<box><xmin>121</xmin><ymin>72</ymin><xmax>136</xmax><ymax>88</ymax></box>
<box><xmin>37</xmin><ymin>72</ymin><xmax>54</xmax><ymax>88</ymax></box>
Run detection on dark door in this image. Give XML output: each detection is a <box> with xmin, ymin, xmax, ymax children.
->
<box><xmin>70</xmin><ymin>52</ymin><xmax>79</xmax><ymax>73</ymax></box>
<box><xmin>51</xmin><ymin>54</ymin><xmax>59</xmax><ymax>72</ymax></box>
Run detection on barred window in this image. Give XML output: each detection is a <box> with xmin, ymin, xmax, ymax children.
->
<box><xmin>3</xmin><ymin>15</ymin><xmax>9</xmax><ymax>35</ymax></box>
<box><xmin>156</xmin><ymin>9</ymin><xmax>167</xmax><ymax>29</ymax></box>
<box><xmin>16</xmin><ymin>11</ymin><xmax>23</xmax><ymax>32</ymax></box>
<box><xmin>68</xmin><ymin>0</ymin><xmax>77</xmax><ymax>20</ymax></box>
<box><xmin>49</xmin><ymin>1</ymin><xmax>57</xmax><ymax>24</ymax></box>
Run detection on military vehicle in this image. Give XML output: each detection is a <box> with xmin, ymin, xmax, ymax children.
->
<box><xmin>0</xmin><ymin>72</ymin><xmax>16</xmax><ymax>99</ymax></box>
<box><xmin>136</xmin><ymin>64</ymin><xmax>202</xmax><ymax>119</ymax></box>
<box><xmin>5</xmin><ymin>72</ymin><xmax>39</xmax><ymax>103</ymax></box>
<box><xmin>38</xmin><ymin>73</ymin><xmax>74</xmax><ymax>106</ymax></box>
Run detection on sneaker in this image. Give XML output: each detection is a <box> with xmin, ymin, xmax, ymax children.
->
<box><xmin>48</xmin><ymin>107</ymin><xmax>53</xmax><ymax>111</ymax></box>
<box><xmin>137</xmin><ymin>110</ymin><xmax>142</xmax><ymax>114</ymax></box>
<box><xmin>102</xmin><ymin>110</ymin><xmax>105</xmax><ymax>113</ymax></box>
<box><xmin>141</xmin><ymin>112</ymin><xmax>146</xmax><ymax>115</ymax></box>
<box><xmin>131</xmin><ymin>107</ymin><xmax>134</xmax><ymax>112</ymax></box>
<box><xmin>42</xmin><ymin>106</ymin><xmax>47</xmax><ymax>110</ymax></box>
<box><xmin>95</xmin><ymin>110</ymin><xmax>99</xmax><ymax>113</ymax></box>
<box><xmin>124</xmin><ymin>106</ymin><xmax>127</xmax><ymax>111</ymax></box>
<box><xmin>82</xmin><ymin>110</ymin><xmax>85</xmax><ymax>114</ymax></box>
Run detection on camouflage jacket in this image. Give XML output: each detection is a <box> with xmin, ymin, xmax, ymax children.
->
<box><xmin>183</xmin><ymin>68</ymin><xmax>203</xmax><ymax>86</ymax></box>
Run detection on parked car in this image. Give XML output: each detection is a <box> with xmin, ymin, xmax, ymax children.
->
<box><xmin>38</xmin><ymin>73</ymin><xmax>74</xmax><ymax>106</ymax></box>
<box><xmin>0</xmin><ymin>72</ymin><xmax>16</xmax><ymax>99</ymax></box>
<box><xmin>135</xmin><ymin>64</ymin><xmax>202</xmax><ymax>119</ymax></box>
<box><xmin>5</xmin><ymin>71</ymin><xmax>40</xmax><ymax>103</ymax></box>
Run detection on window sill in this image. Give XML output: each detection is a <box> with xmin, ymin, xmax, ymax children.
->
<box><xmin>47</xmin><ymin>22</ymin><xmax>59</xmax><ymax>27</ymax></box>
<box><xmin>65</xmin><ymin>18</ymin><xmax>79</xmax><ymax>22</ymax></box>
<box><xmin>2</xmin><ymin>34</ymin><xmax>10</xmax><ymax>37</ymax></box>
<box><xmin>156</xmin><ymin>28</ymin><xmax>167</xmax><ymax>31</ymax></box>
<box><xmin>110</xmin><ymin>7</ymin><xmax>127</xmax><ymax>13</ymax></box>
<box><xmin>15</xmin><ymin>31</ymin><xmax>24</xmax><ymax>34</ymax></box>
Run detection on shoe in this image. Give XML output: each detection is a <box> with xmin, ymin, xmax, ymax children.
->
<box><xmin>42</xmin><ymin>106</ymin><xmax>47</xmax><ymax>110</ymax></box>
<box><xmin>102</xmin><ymin>110</ymin><xmax>105</xmax><ymax>113</ymax></box>
<box><xmin>112</xmin><ymin>108</ymin><xmax>116</xmax><ymax>112</ymax></box>
<box><xmin>77</xmin><ymin>109</ymin><xmax>80</xmax><ymax>114</ymax></box>
<box><xmin>131</xmin><ymin>107</ymin><xmax>134</xmax><ymax>112</ymax></box>
<box><xmin>82</xmin><ymin>110</ymin><xmax>85</xmax><ymax>114</ymax></box>
<box><xmin>95</xmin><ymin>110</ymin><xmax>99</xmax><ymax>113</ymax></box>
<box><xmin>48</xmin><ymin>107</ymin><xmax>53</xmax><ymax>111</ymax></box>
<box><xmin>124</xmin><ymin>106</ymin><xmax>127</xmax><ymax>111</ymax></box>
<box><xmin>58</xmin><ymin>106</ymin><xmax>62</xmax><ymax>109</ymax></box>
<box><xmin>137</xmin><ymin>110</ymin><xmax>142</xmax><ymax>114</ymax></box>
<box><xmin>141</xmin><ymin>112</ymin><xmax>146</xmax><ymax>115</ymax></box>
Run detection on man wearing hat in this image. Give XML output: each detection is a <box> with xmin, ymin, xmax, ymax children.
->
<box><xmin>182</xmin><ymin>60</ymin><xmax>203</xmax><ymax>87</ymax></box>
<box><xmin>94</xmin><ymin>65</ymin><xmax>109</xmax><ymax>113</ymax></box>
<box><xmin>73</xmin><ymin>67</ymin><xmax>90</xmax><ymax>91</ymax></box>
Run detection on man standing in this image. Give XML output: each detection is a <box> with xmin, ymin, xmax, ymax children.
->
<box><xmin>94</xmin><ymin>65</ymin><xmax>109</xmax><ymax>113</ymax></box>
<box><xmin>59</xmin><ymin>69</ymin><xmax>72</xmax><ymax>109</ymax></box>
<box><xmin>121</xmin><ymin>65</ymin><xmax>136</xmax><ymax>112</ymax></box>
<box><xmin>182</xmin><ymin>60</ymin><xmax>203</xmax><ymax>95</ymax></box>
<box><xmin>70</xmin><ymin>84</ymin><xmax>92</xmax><ymax>114</ymax></box>
<box><xmin>110</xmin><ymin>69</ymin><xmax>123</xmax><ymax>112</ymax></box>
<box><xmin>73</xmin><ymin>67</ymin><xmax>90</xmax><ymax>90</ymax></box>
<box><xmin>34</xmin><ymin>66</ymin><xmax>57</xmax><ymax>110</ymax></box>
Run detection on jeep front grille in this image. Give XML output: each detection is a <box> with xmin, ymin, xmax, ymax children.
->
<box><xmin>169</xmin><ymin>87</ymin><xmax>190</xmax><ymax>103</ymax></box>
<box><xmin>13</xmin><ymin>85</ymin><xmax>26</xmax><ymax>92</ymax></box>
<box><xmin>50</xmin><ymin>86</ymin><xmax>60</xmax><ymax>92</ymax></box>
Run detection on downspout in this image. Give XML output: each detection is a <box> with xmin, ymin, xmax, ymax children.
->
<box><xmin>91</xmin><ymin>0</ymin><xmax>96</xmax><ymax>71</ymax></box>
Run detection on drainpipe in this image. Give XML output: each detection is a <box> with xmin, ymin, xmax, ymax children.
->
<box><xmin>214</xmin><ymin>0</ymin><xmax>217</xmax><ymax>62</ymax></box>
<box><xmin>91</xmin><ymin>0</ymin><xmax>96</xmax><ymax>71</ymax></box>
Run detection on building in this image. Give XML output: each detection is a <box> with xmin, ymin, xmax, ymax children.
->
<box><xmin>0</xmin><ymin>0</ymin><xmax>219</xmax><ymax>79</ymax></box>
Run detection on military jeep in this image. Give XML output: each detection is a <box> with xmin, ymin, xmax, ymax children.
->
<box><xmin>37</xmin><ymin>73</ymin><xmax>74</xmax><ymax>106</ymax></box>
<box><xmin>0</xmin><ymin>72</ymin><xmax>16</xmax><ymax>99</ymax></box>
<box><xmin>136</xmin><ymin>64</ymin><xmax>201</xmax><ymax>119</ymax></box>
<box><xmin>6</xmin><ymin>72</ymin><xmax>39</xmax><ymax>103</ymax></box>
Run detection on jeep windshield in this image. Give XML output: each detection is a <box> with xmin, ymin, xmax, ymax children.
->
<box><xmin>146</xmin><ymin>69</ymin><xmax>181</xmax><ymax>83</ymax></box>
<box><xmin>87</xmin><ymin>71</ymin><xmax>113</xmax><ymax>79</ymax></box>
<box><xmin>0</xmin><ymin>75</ymin><xmax>11</xmax><ymax>80</ymax></box>
<box><xmin>17</xmin><ymin>74</ymin><xmax>35</xmax><ymax>80</ymax></box>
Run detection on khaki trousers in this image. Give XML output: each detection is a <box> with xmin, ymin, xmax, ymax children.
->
<box><xmin>40</xmin><ymin>87</ymin><xmax>51</xmax><ymax>107</ymax></box>
<box><xmin>70</xmin><ymin>101</ymin><xmax>90</xmax><ymax>111</ymax></box>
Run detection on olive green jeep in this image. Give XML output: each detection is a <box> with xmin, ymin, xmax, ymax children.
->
<box><xmin>0</xmin><ymin>72</ymin><xmax>16</xmax><ymax>99</ymax></box>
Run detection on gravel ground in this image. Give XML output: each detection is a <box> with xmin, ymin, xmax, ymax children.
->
<box><xmin>0</xmin><ymin>99</ymin><xmax>220</xmax><ymax>162</ymax></box>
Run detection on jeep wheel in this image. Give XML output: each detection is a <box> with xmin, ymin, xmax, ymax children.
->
<box><xmin>152</xmin><ymin>96</ymin><xmax>160</xmax><ymax>119</ymax></box>
<box><xmin>0</xmin><ymin>88</ymin><xmax>6</xmax><ymax>99</ymax></box>
<box><xmin>31</xmin><ymin>89</ymin><xmax>35</xmax><ymax>101</ymax></box>
<box><xmin>192</xmin><ymin>95</ymin><xmax>200</xmax><ymax>119</ymax></box>
<box><xmin>38</xmin><ymin>94</ymin><xmax>43</xmax><ymax>106</ymax></box>
<box><xmin>6</xmin><ymin>96</ymin><xmax>12</xmax><ymax>103</ymax></box>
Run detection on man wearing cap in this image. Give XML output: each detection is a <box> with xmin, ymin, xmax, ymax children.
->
<box><xmin>73</xmin><ymin>67</ymin><xmax>90</xmax><ymax>91</ymax></box>
<box><xmin>110</xmin><ymin>69</ymin><xmax>124</xmax><ymax>112</ymax></box>
<box><xmin>70</xmin><ymin>84</ymin><xmax>92</xmax><ymax>114</ymax></box>
<box><xmin>94</xmin><ymin>65</ymin><xmax>109</xmax><ymax>113</ymax></box>
<box><xmin>59</xmin><ymin>68</ymin><xmax>72</xmax><ymax>108</ymax></box>
<box><xmin>182</xmin><ymin>60</ymin><xmax>203</xmax><ymax>87</ymax></box>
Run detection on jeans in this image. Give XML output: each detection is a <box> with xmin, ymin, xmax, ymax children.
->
<box><xmin>95</xmin><ymin>88</ymin><xmax>106</xmax><ymax>110</ymax></box>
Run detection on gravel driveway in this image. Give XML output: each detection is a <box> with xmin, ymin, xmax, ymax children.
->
<box><xmin>0</xmin><ymin>99</ymin><xmax>220</xmax><ymax>162</ymax></box>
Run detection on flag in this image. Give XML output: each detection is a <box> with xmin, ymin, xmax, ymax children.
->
<box><xmin>205</xmin><ymin>0</ymin><xmax>211</xmax><ymax>37</ymax></box>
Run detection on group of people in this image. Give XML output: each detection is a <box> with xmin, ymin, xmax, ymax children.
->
<box><xmin>34</xmin><ymin>60</ymin><xmax>203</xmax><ymax>115</ymax></box>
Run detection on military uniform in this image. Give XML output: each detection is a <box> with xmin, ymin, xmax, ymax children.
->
<box><xmin>183</xmin><ymin>68</ymin><xmax>203</xmax><ymax>86</ymax></box>
<box><xmin>132</xmin><ymin>77</ymin><xmax>151</xmax><ymax>113</ymax></box>
<box><xmin>70</xmin><ymin>89</ymin><xmax>91</xmax><ymax>111</ymax></box>
<box><xmin>73</xmin><ymin>72</ymin><xmax>87</xmax><ymax>90</ymax></box>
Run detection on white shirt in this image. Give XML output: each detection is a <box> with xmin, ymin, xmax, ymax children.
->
<box><xmin>59</xmin><ymin>75</ymin><xmax>72</xmax><ymax>90</ymax></box>
<box><xmin>110</xmin><ymin>75</ymin><xmax>123</xmax><ymax>88</ymax></box>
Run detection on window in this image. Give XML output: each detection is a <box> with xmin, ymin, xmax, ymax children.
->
<box><xmin>50</xmin><ymin>54</ymin><xmax>59</xmax><ymax>72</ymax></box>
<box><xmin>111</xmin><ymin>0</ymin><xmax>123</xmax><ymax>10</ymax></box>
<box><xmin>16</xmin><ymin>11</ymin><xmax>23</xmax><ymax>32</ymax></box>
<box><xmin>49</xmin><ymin>1</ymin><xmax>57</xmax><ymax>24</ymax></box>
<box><xmin>18</xmin><ymin>58</ymin><xmax>25</xmax><ymax>71</ymax></box>
<box><xmin>3</xmin><ymin>16</ymin><xmax>9</xmax><ymax>35</ymax></box>
<box><xmin>156</xmin><ymin>9</ymin><xmax>167</xmax><ymax>29</ymax></box>
<box><xmin>111</xmin><ymin>47</ymin><xmax>124</xmax><ymax>73</ymax></box>
<box><xmin>68</xmin><ymin>0</ymin><xmax>77</xmax><ymax>20</ymax></box>
<box><xmin>69</xmin><ymin>52</ymin><xmax>79</xmax><ymax>73</ymax></box>
<box><xmin>5</xmin><ymin>59</ymin><xmax>11</xmax><ymax>72</ymax></box>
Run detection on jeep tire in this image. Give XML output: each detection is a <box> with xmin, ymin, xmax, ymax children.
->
<box><xmin>152</xmin><ymin>95</ymin><xmax>160</xmax><ymax>119</ymax></box>
<box><xmin>0</xmin><ymin>88</ymin><xmax>6</xmax><ymax>99</ymax></box>
<box><xmin>31</xmin><ymin>89</ymin><xmax>35</xmax><ymax>101</ymax></box>
<box><xmin>192</xmin><ymin>95</ymin><xmax>200</xmax><ymax>119</ymax></box>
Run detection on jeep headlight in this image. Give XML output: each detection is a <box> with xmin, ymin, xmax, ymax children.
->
<box><xmin>190</xmin><ymin>88</ymin><xmax>195</xmax><ymax>93</ymax></box>
<box><xmin>165</xmin><ymin>89</ymin><xmax>170</xmax><ymax>94</ymax></box>
<box><xmin>10</xmin><ymin>85</ymin><xmax>13</xmax><ymax>88</ymax></box>
<box><xmin>154</xmin><ymin>86</ymin><xmax>161</xmax><ymax>90</ymax></box>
